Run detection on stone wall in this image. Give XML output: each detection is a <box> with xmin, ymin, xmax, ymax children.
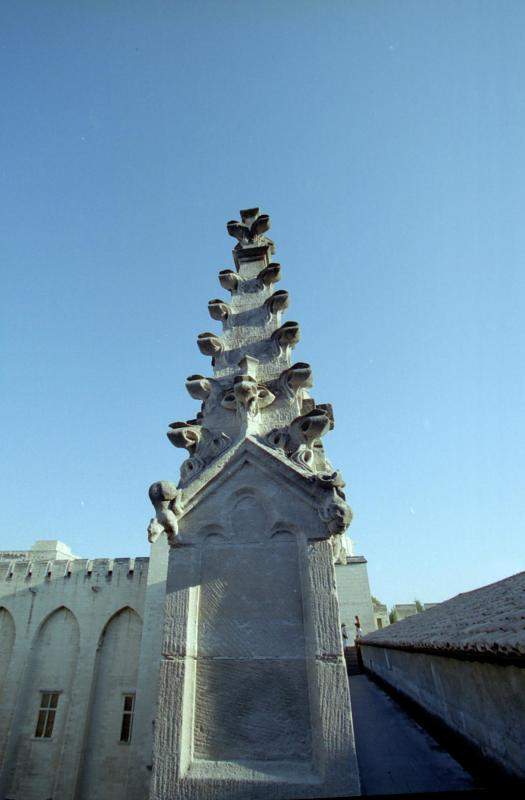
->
<box><xmin>361</xmin><ymin>644</ymin><xmax>525</xmax><ymax>779</ymax></box>
<box><xmin>0</xmin><ymin>555</ymin><xmax>150</xmax><ymax>800</ymax></box>
<box><xmin>360</xmin><ymin>571</ymin><xmax>525</xmax><ymax>780</ymax></box>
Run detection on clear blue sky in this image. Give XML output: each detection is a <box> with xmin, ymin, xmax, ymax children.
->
<box><xmin>1</xmin><ymin>1</ymin><xmax>524</xmax><ymax>607</ymax></box>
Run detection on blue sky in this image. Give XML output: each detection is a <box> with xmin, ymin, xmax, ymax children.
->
<box><xmin>1</xmin><ymin>0</ymin><xmax>524</xmax><ymax>607</ymax></box>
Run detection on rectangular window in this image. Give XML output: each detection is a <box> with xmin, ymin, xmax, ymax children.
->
<box><xmin>35</xmin><ymin>692</ymin><xmax>59</xmax><ymax>738</ymax></box>
<box><xmin>120</xmin><ymin>693</ymin><xmax>135</xmax><ymax>743</ymax></box>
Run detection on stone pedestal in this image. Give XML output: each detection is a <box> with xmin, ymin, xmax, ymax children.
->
<box><xmin>150</xmin><ymin>444</ymin><xmax>360</xmax><ymax>800</ymax></box>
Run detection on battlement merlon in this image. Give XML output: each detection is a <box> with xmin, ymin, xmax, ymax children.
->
<box><xmin>0</xmin><ymin>554</ymin><xmax>149</xmax><ymax>583</ymax></box>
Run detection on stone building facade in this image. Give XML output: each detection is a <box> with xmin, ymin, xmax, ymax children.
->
<box><xmin>0</xmin><ymin>533</ymin><xmax>374</xmax><ymax>800</ymax></box>
<box><xmin>0</xmin><ymin>538</ymin><xmax>168</xmax><ymax>800</ymax></box>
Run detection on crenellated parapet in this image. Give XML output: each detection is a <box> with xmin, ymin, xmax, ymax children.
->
<box><xmin>0</xmin><ymin>555</ymin><xmax>148</xmax><ymax>582</ymax></box>
<box><xmin>147</xmin><ymin>207</ymin><xmax>352</xmax><ymax>560</ymax></box>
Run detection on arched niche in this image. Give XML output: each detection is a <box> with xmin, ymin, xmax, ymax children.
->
<box><xmin>194</xmin><ymin>508</ymin><xmax>309</xmax><ymax>763</ymax></box>
<box><xmin>8</xmin><ymin>607</ymin><xmax>79</xmax><ymax>800</ymax></box>
<box><xmin>229</xmin><ymin>487</ymin><xmax>268</xmax><ymax>541</ymax></box>
<box><xmin>271</xmin><ymin>529</ymin><xmax>295</xmax><ymax>542</ymax></box>
<box><xmin>199</xmin><ymin>523</ymin><xmax>226</xmax><ymax>547</ymax></box>
<box><xmin>78</xmin><ymin>607</ymin><xmax>143</xmax><ymax>800</ymax></box>
<box><xmin>205</xmin><ymin>532</ymin><xmax>226</xmax><ymax>545</ymax></box>
<box><xmin>0</xmin><ymin>607</ymin><xmax>15</xmax><ymax>700</ymax></box>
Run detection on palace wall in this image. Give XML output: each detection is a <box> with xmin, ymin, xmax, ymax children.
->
<box><xmin>0</xmin><ymin>537</ymin><xmax>372</xmax><ymax>800</ymax></box>
<box><xmin>0</xmin><ymin>554</ymin><xmax>151</xmax><ymax>800</ymax></box>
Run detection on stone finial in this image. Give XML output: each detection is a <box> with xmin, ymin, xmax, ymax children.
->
<box><xmin>280</xmin><ymin>362</ymin><xmax>313</xmax><ymax>395</ymax></box>
<box><xmin>227</xmin><ymin>209</ymin><xmax>275</xmax><ymax>269</ymax></box>
<box><xmin>167</xmin><ymin>421</ymin><xmax>202</xmax><ymax>454</ymax></box>
<box><xmin>272</xmin><ymin>320</ymin><xmax>300</xmax><ymax>350</ymax></box>
<box><xmin>290</xmin><ymin>407</ymin><xmax>332</xmax><ymax>445</ymax></box>
<box><xmin>185</xmin><ymin>374</ymin><xmax>211</xmax><ymax>400</ymax></box>
<box><xmin>265</xmin><ymin>290</ymin><xmax>289</xmax><ymax>315</ymax></box>
<box><xmin>258</xmin><ymin>262</ymin><xmax>281</xmax><ymax>286</ymax></box>
<box><xmin>226</xmin><ymin>208</ymin><xmax>271</xmax><ymax>244</ymax></box>
<box><xmin>263</xmin><ymin>402</ymin><xmax>335</xmax><ymax>474</ymax></box>
<box><xmin>208</xmin><ymin>299</ymin><xmax>230</xmax><ymax>322</ymax></box>
<box><xmin>218</xmin><ymin>269</ymin><xmax>239</xmax><ymax>292</ymax></box>
<box><xmin>197</xmin><ymin>331</ymin><xmax>223</xmax><ymax>357</ymax></box>
<box><xmin>316</xmin><ymin>403</ymin><xmax>334</xmax><ymax>430</ymax></box>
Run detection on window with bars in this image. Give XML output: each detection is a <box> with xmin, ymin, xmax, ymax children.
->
<box><xmin>120</xmin><ymin>693</ymin><xmax>135</xmax><ymax>743</ymax></box>
<box><xmin>34</xmin><ymin>692</ymin><xmax>60</xmax><ymax>738</ymax></box>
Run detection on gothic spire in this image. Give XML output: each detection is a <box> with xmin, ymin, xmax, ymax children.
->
<box><xmin>147</xmin><ymin>207</ymin><xmax>352</xmax><ymax>562</ymax></box>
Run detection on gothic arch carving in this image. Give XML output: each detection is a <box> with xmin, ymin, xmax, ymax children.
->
<box><xmin>35</xmin><ymin>600</ymin><xmax>75</xmax><ymax>627</ymax></box>
<box><xmin>198</xmin><ymin>523</ymin><xmax>226</xmax><ymax>546</ymax></box>
<box><xmin>229</xmin><ymin>487</ymin><xmax>268</xmax><ymax>540</ymax></box>
<box><xmin>204</xmin><ymin>532</ymin><xmax>226</xmax><ymax>545</ymax></box>
<box><xmin>98</xmin><ymin>605</ymin><xmax>143</xmax><ymax>646</ymax></box>
<box><xmin>271</xmin><ymin>520</ymin><xmax>299</xmax><ymax>535</ymax></box>
<box><xmin>270</xmin><ymin>520</ymin><xmax>300</xmax><ymax>542</ymax></box>
<box><xmin>78</xmin><ymin>607</ymin><xmax>143</xmax><ymax>800</ymax></box>
<box><xmin>228</xmin><ymin>485</ymin><xmax>264</xmax><ymax>505</ymax></box>
<box><xmin>270</xmin><ymin>530</ymin><xmax>295</xmax><ymax>542</ymax></box>
<box><xmin>7</xmin><ymin>606</ymin><xmax>80</xmax><ymax>799</ymax></box>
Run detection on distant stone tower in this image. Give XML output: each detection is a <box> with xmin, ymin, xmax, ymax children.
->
<box><xmin>148</xmin><ymin>209</ymin><xmax>360</xmax><ymax>799</ymax></box>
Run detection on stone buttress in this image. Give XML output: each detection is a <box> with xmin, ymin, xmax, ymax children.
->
<box><xmin>148</xmin><ymin>209</ymin><xmax>360</xmax><ymax>800</ymax></box>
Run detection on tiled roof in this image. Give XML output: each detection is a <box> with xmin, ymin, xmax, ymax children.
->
<box><xmin>362</xmin><ymin>571</ymin><xmax>525</xmax><ymax>661</ymax></box>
